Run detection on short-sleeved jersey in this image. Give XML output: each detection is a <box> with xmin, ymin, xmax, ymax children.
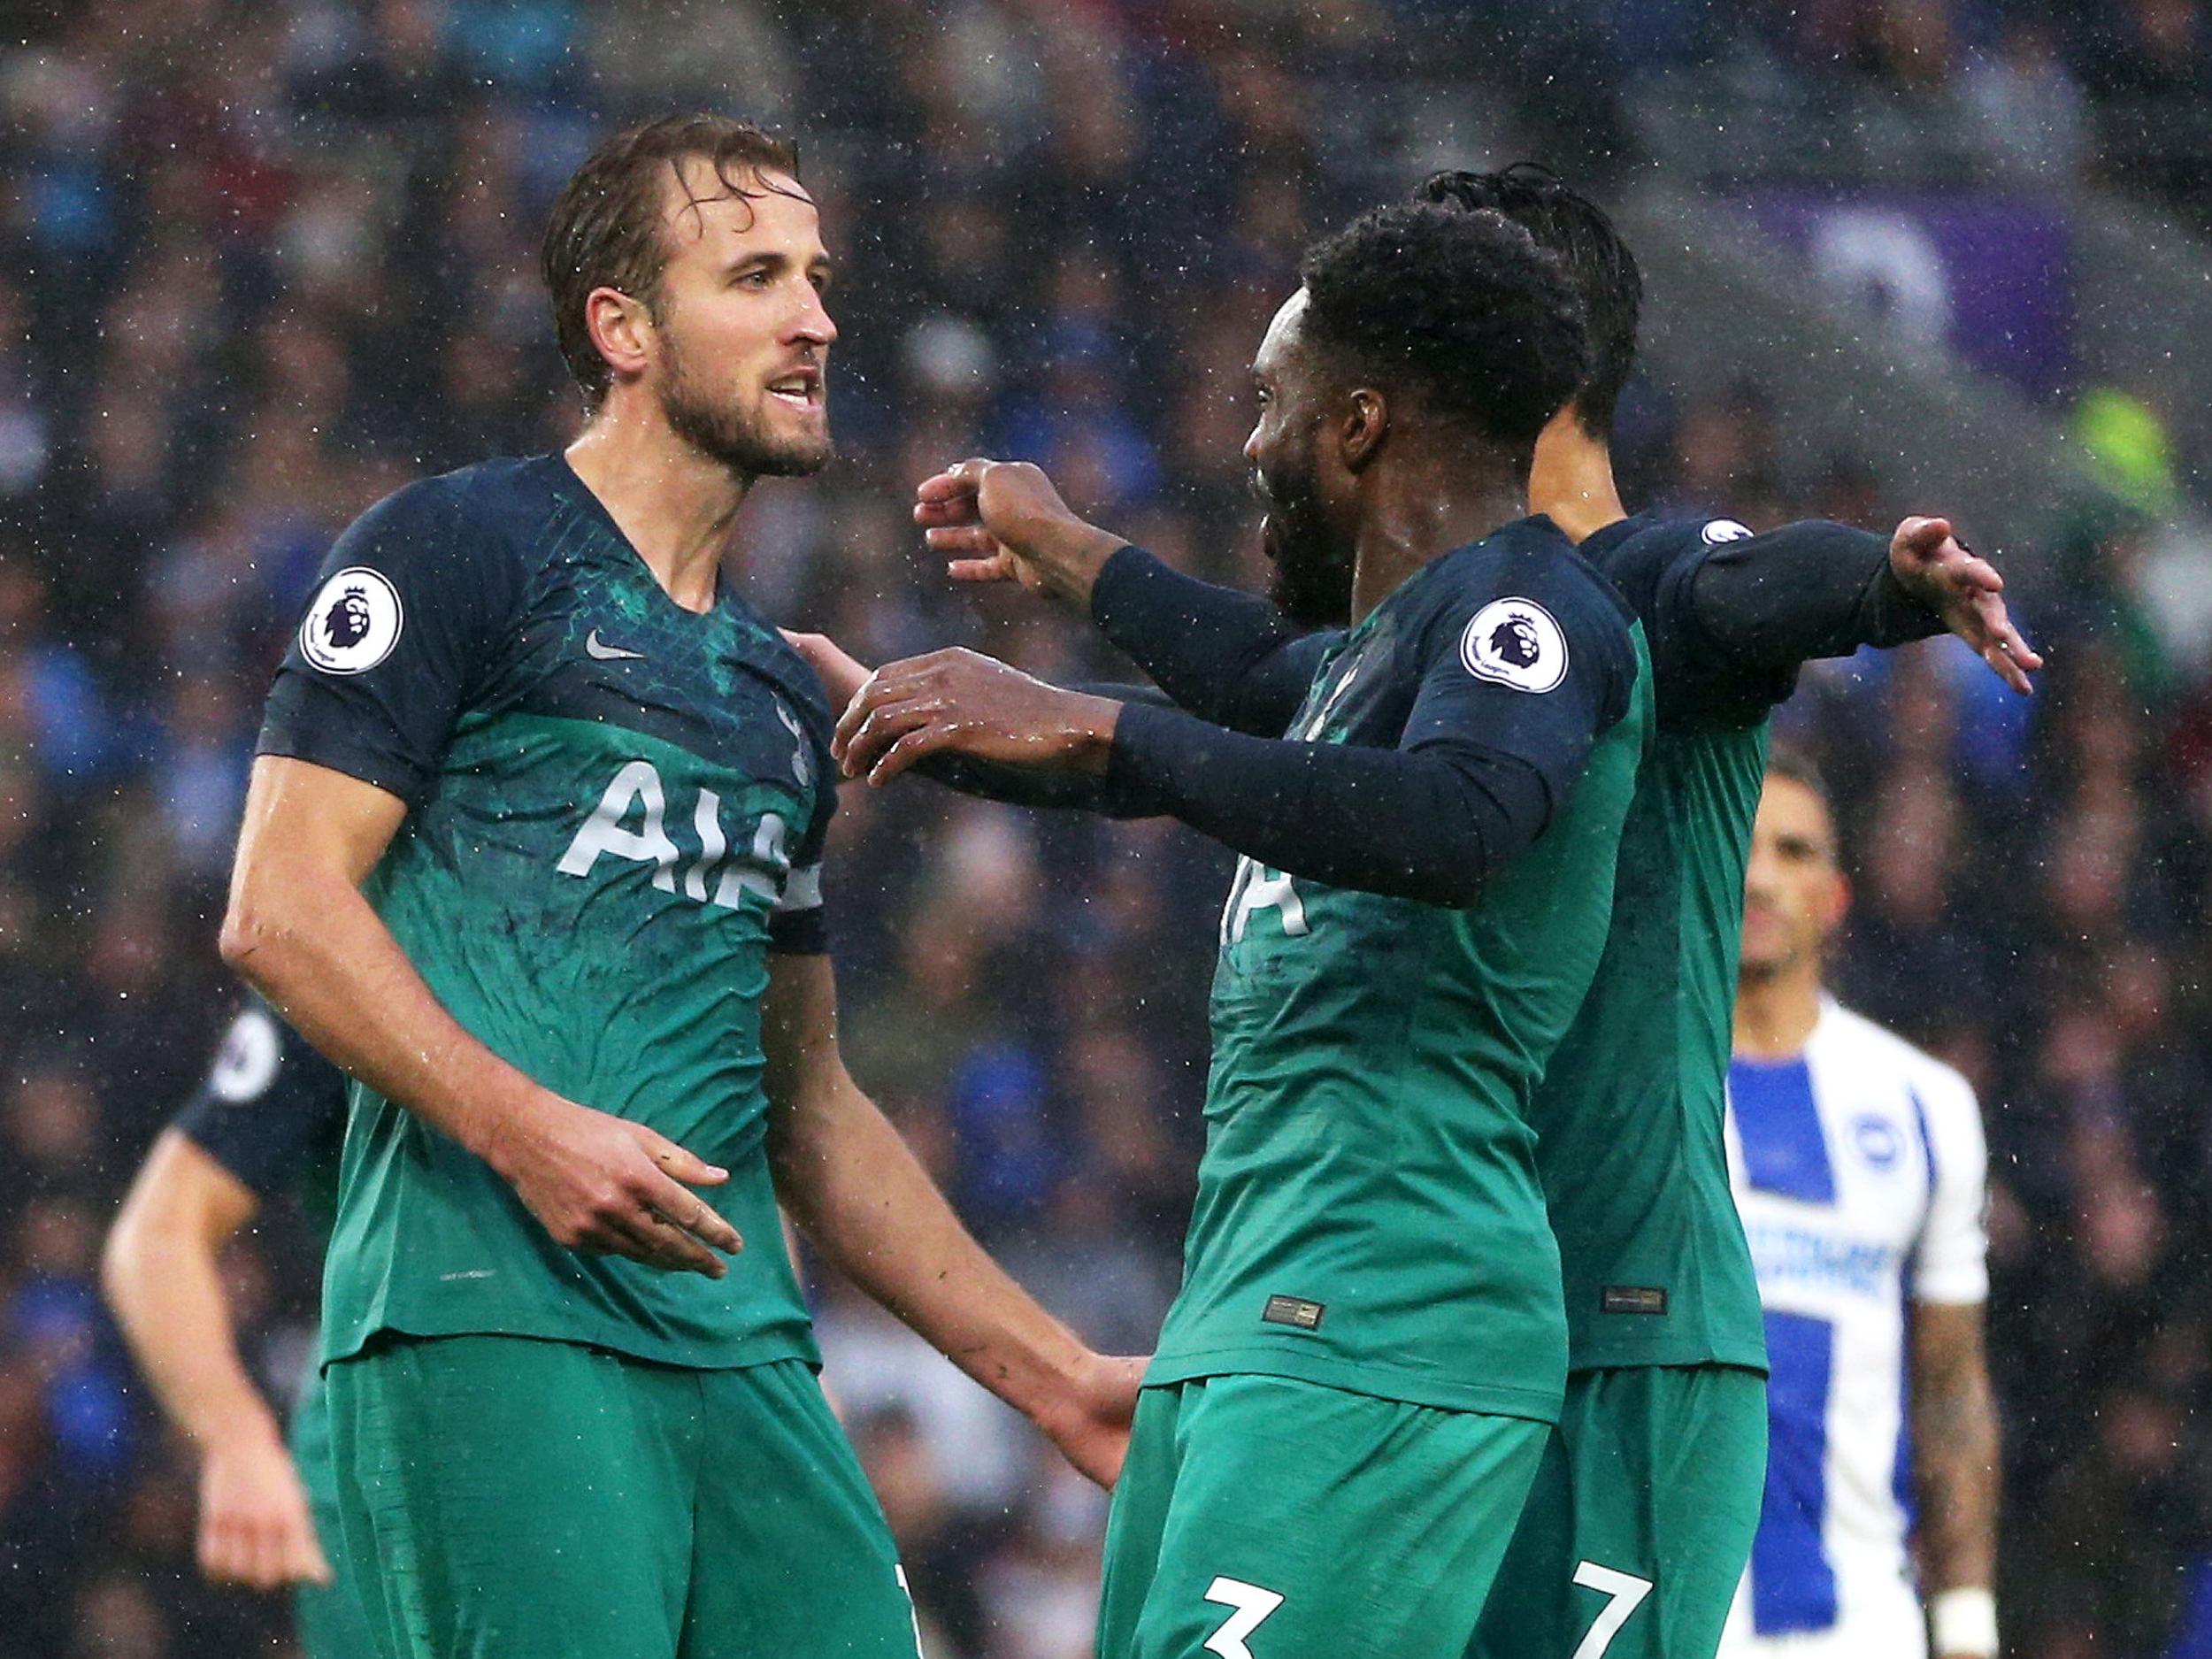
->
<box><xmin>1527</xmin><ymin>511</ymin><xmax>1801</xmax><ymax>1374</ymax></box>
<box><xmin>1147</xmin><ymin>518</ymin><xmax>1653</xmax><ymax>1423</ymax></box>
<box><xmin>173</xmin><ymin>994</ymin><xmax>349</xmax><ymax>1233</ymax></box>
<box><xmin>1724</xmin><ymin>999</ymin><xmax>1989</xmax><ymax>1638</ymax></box>
<box><xmin>257</xmin><ymin>455</ymin><xmax>839</xmax><ymax>1371</ymax></box>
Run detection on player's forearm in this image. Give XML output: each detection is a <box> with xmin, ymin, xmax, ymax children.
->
<box><xmin>1090</xmin><ymin>546</ymin><xmax>1320</xmax><ymax>734</ymax></box>
<box><xmin>103</xmin><ymin>1208</ymin><xmax>282</xmax><ymax>1455</ymax></box>
<box><xmin>1688</xmin><ymin>520</ymin><xmax>1942</xmax><ymax>670</ymax></box>
<box><xmin>917</xmin><ymin>683</ymin><xmax>1171</xmax><ymax>816</ymax></box>
<box><xmin>771</xmin><ymin>1068</ymin><xmax>1091</xmax><ymax>1423</ymax></box>
<box><xmin>220</xmin><ymin>864</ymin><xmax>542</xmax><ymax>1165</ymax></box>
<box><xmin>1910</xmin><ymin>1323</ymin><xmax>2001</xmax><ymax>1592</ymax></box>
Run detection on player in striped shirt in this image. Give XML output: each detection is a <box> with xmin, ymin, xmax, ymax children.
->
<box><xmin>1722</xmin><ymin>749</ymin><xmax>2000</xmax><ymax>1659</ymax></box>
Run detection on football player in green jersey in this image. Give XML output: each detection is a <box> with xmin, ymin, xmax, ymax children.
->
<box><xmin>221</xmin><ymin>114</ymin><xmax>1138</xmax><ymax>1659</ymax></box>
<box><xmin>1416</xmin><ymin>165</ymin><xmax>2037</xmax><ymax>1659</ymax></box>
<box><xmin>815</xmin><ymin>176</ymin><xmax>2038</xmax><ymax>1659</ymax></box>
<box><xmin>836</xmin><ymin>203</ymin><xmax>1653</xmax><ymax>1659</ymax></box>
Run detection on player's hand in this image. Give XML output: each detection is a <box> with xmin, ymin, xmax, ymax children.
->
<box><xmin>781</xmin><ymin>629</ymin><xmax>872</xmax><ymax>709</ymax></box>
<box><xmin>198</xmin><ymin>1427</ymin><xmax>334</xmax><ymax>1591</ymax></box>
<box><xmin>1887</xmin><ymin>516</ymin><xmax>2043</xmax><ymax>695</ymax></box>
<box><xmin>832</xmin><ymin>648</ymin><xmax>1120</xmax><ymax>786</ymax></box>
<box><xmin>485</xmin><ymin>1094</ymin><xmax>742</xmax><ymax>1276</ymax></box>
<box><xmin>913</xmin><ymin>458</ymin><xmax>1128</xmax><ymax>608</ymax></box>
<box><xmin>1033</xmin><ymin>1351</ymin><xmax>1148</xmax><ymax>1488</ymax></box>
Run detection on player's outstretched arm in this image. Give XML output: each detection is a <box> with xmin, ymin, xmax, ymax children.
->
<box><xmin>1909</xmin><ymin>1298</ymin><xmax>2001</xmax><ymax>1659</ymax></box>
<box><xmin>833</xmin><ymin>638</ymin><xmax>1620</xmax><ymax>909</ymax></box>
<box><xmin>221</xmin><ymin>755</ymin><xmax>743</xmax><ymax>1278</ymax></box>
<box><xmin>103</xmin><ymin>1131</ymin><xmax>333</xmax><ymax>1592</ymax></box>
<box><xmin>762</xmin><ymin>950</ymin><xmax>1143</xmax><ymax>1487</ymax></box>
<box><xmin>917</xmin><ymin>458</ymin><xmax>1328</xmax><ymax>735</ymax></box>
<box><xmin>1675</xmin><ymin>515</ymin><xmax>2040</xmax><ymax>703</ymax></box>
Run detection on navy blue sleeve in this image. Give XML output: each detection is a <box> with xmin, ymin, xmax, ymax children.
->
<box><xmin>1604</xmin><ymin>517</ymin><xmax>1940</xmax><ymax>729</ymax></box>
<box><xmin>257</xmin><ymin>478</ymin><xmax>524</xmax><ymax>803</ymax></box>
<box><xmin>1090</xmin><ymin>546</ymin><xmax>1340</xmax><ymax>735</ymax></box>
<box><xmin>1104</xmin><ymin>549</ymin><xmax>1638</xmax><ymax>906</ymax></box>
<box><xmin>172</xmin><ymin>997</ymin><xmax>350</xmax><ymax>1200</ymax></box>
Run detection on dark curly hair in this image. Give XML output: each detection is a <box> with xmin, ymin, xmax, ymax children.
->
<box><xmin>1296</xmin><ymin>201</ymin><xmax>1588</xmax><ymax>459</ymax></box>
<box><xmin>1420</xmin><ymin>165</ymin><xmax>1641</xmax><ymax>442</ymax></box>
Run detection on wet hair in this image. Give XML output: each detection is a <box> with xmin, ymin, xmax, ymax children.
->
<box><xmin>1295</xmin><ymin>201</ymin><xmax>1588</xmax><ymax>459</ymax></box>
<box><xmin>541</xmin><ymin>114</ymin><xmax>803</xmax><ymax>412</ymax></box>
<box><xmin>1420</xmin><ymin>165</ymin><xmax>1640</xmax><ymax>442</ymax></box>
<box><xmin>1764</xmin><ymin>740</ymin><xmax>1832</xmax><ymax>810</ymax></box>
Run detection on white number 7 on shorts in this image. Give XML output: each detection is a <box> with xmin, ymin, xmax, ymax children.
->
<box><xmin>1570</xmin><ymin>1561</ymin><xmax>1655</xmax><ymax>1659</ymax></box>
<box><xmin>1202</xmin><ymin>1576</ymin><xmax>1285</xmax><ymax>1659</ymax></box>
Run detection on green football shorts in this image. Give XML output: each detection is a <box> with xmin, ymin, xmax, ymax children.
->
<box><xmin>291</xmin><ymin>1369</ymin><xmax>379</xmax><ymax>1659</ymax></box>
<box><xmin>1470</xmin><ymin>1363</ymin><xmax>1768</xmax><ymax>1659</ymax></box>
<box><xmin>1097</xmin><ymin>1373</ymin><xmax>1549</xmax><ymax>1659</ymax></box>
<box><xmin>326</xmin><ymin>1334</ymin><xmax>920</xmax><ymax>1659</ymax></box>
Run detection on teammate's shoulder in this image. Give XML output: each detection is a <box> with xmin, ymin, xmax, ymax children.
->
<box><xmin>1816</xmin><ymin>1001</ymin><xmax>1979</xmax><ymax>1106</ymax></box>
<box><xmin>1411</xmin><ymin>518</ymin><xmax>1639</xmax><ymax>712</ymax></box>
<box><xmin>1578</xmin><ymin>510</ymin><xmax>1749</xmax><ymax>582</ymax></box>
<box><xmin>1433</xmin><ymin>515</ymin><xmax>1636</xmax><ymax>629</ymax></box>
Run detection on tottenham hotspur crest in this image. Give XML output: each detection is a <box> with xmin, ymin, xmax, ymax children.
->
<box><xmin>1460</xmin><ymin>597</ymin><xmax>1567</xmax><ymax>693</ymax></box>
<box><xmin>774</xmin><ymin>697</ymin><xmax>814</xmax><ymax>790</ymax></box>
<box><xmin>301</xmin><ymin>566</ymin><xmax>403</xmax><ymax>675</ymax></box>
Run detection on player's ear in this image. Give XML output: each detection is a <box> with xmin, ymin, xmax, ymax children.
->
<box><xmin>1822</xmin><ymin>870</ymin><xmax>1851</xmax><ymax>935</ymax></box>
<box><xmin>1339</xmin><ymin>387</ymin><xmax>1388</xmax><ymax>472</ymax></box>
<box><xmin>586</xmin><ymin>287</ymin><xmax>654</xmax><ymax>388</ymax></box>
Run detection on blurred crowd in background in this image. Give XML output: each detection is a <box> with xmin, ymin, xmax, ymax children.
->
<box><xmin>3</xmin><ymin>2</ymin><xmax>2212</xmax><ymax>1656</ymax></box>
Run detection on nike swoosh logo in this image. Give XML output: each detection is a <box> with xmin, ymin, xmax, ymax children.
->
<box><xmin>586</xmin><ymin>629</ymin><xmax>645</xmax><ymax>662</ymax></box>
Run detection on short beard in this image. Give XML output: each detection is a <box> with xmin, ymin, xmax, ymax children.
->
<box><xmin>1266</xmin><ymin>542</ymin><xmax>1354</xmax><ymax>627</ymax></box>
<box><xmin>659</xmin><ymin>329</ymin><xmax>831</xmax><ymax>480</ymax></box>
<box><xmin>1253</xmin><ymin>439</ymin><xmax>1351</xmax><ymax>627</ymax></box>
<box><xmin>1261</xmin><ymin>503</ymin><xmax>1353</xmax><ymax>628</ymax></box>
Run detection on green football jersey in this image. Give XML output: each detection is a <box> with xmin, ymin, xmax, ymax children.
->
<box><xmin>1145</xmin><ymin>521</ymin><xmax>1654</xmax><ymax>1422</ymax></box>
<box><xmin>1532</xmin><ymin>511</ymin><xmax>1809</xmax><ymax>1374</ymax></box>
<box><xmin>258</xmin><ymin>456</ymin><xmax>836</xmax><ymax>1371</ymax></box>
<box><xmin>1527</xmin><ymin>718</ymin><xmax>1770</xmax><ymax>1372</ymax></box>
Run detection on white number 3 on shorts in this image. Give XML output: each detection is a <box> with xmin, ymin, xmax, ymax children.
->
<box><xmin>1570</xmin><ymin>1561</ymin><xmax>1655</xmax><ymax>1659</ymax></box>
<box><xmin>1202</xmin><ymin>1576</ymin><xmax>1285</xmax><ymax>1659</ymax></box>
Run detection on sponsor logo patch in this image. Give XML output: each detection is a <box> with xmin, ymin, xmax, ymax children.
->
<box><xmin>1601</xmin><ymin>1286</ymin><xmax>1670</xmax><ymax>1316</ymax></box>
<box><xmin>1701</xmin><ymin>518</ymin><xmax>1754</xmax><ymax>545</ymax></box>
<box><xmin>1261</xmin><ymin>1294</ymin><xmax>1325</xmax><ymax>1331</ymax></box>
<box><xmin>301</xmin><ymin>566</ymin><xmax>403</xmax><ymax>674</ymax></box>
<box><xmin>1460</xmin><ymin>597</ymin><xmax>1568</xmax><ymax>693</ymax></box>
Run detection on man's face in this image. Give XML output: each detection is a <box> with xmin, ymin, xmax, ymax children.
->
<box><xmin>1244</xmin><ymin>291</ymin><xmax>1355</xmax><ymax>627</ymax></box>
<box><xmin>645</xmin><ymin>161</ymin><xmax>837</xmax><ymax>477</ymax></box>
<box><xmin>1740</xmin><ymin>774</ymin><xmax>1847</xmax><ymax>981</ymax></box>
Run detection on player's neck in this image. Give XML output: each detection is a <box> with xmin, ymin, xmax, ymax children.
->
<box><xmin>1733</xmin><ymin>966</ymin><xmax>1824</xmax><ymax>1060</ymax></box>
<box><xmin>1526</xmin><ymin>406</ymin><xmax>1626</xmax><ymax>545</ymax></box>
<box><xmin>565</xmin><ymin>407</ymin><xmax>752</xmax><ymax>615</ymax></box>
<box><xmin>1349</xmin><ymin>465</ymin><xmax>1526</xmax><ymax>626</ymax></box>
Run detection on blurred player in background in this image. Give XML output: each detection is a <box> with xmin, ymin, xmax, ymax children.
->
<box><xmin>102</xmin><ymin>996</ymin><xmax>368</xmax><ymax>1659</ymax></box>
<box><xmin>1723</xmin><ymin>753</ymin><xmax>1999</xmax><ymax>1659</ymax></box>
<box><xmin>219</xmin><ymin>113</ymin><xmax>1136</xmax><ymax>1659</ymax></box>
<box><xmin>1412</xmin><ymin>166</ymin><xmax>2030</xmax><ymax>1659</ymax></box>
<box><xmin>838</xmin><ymin>202</ymin><xmax>1652</xmax><ymax>1658</ymax></box>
